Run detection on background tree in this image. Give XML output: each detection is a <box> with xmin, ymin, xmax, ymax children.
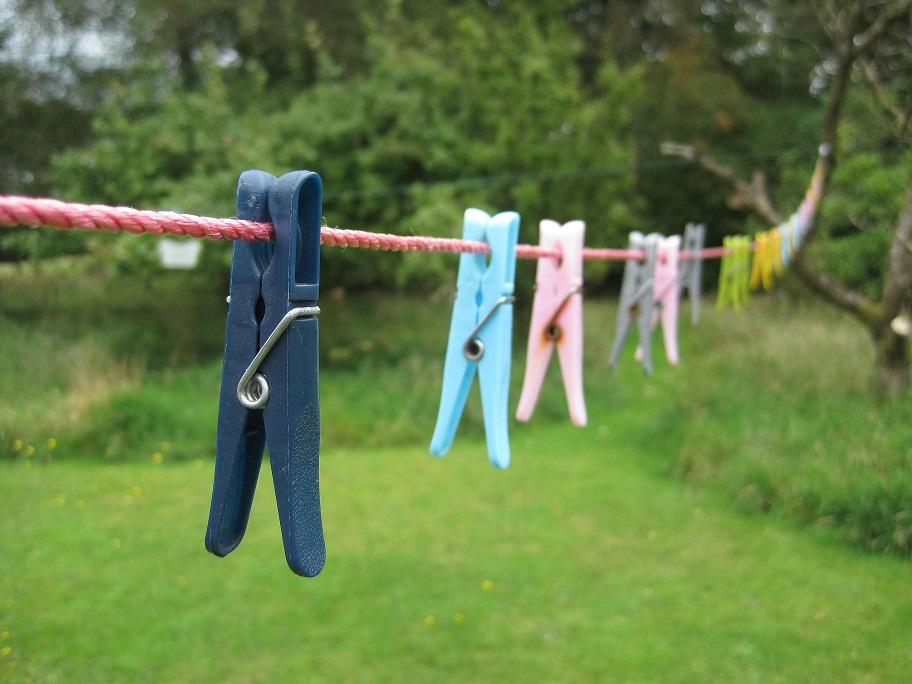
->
<box><xmin>664</xmin><ymin>0</ymin><xmax>912</xmax><ymax>394</ymax></box>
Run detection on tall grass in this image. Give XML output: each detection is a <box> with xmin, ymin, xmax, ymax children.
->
<box><xmin>0</xmin><ymin>259</ymin><xmax>226</xmax><ymax>460</ymax></box>
<box><xmin>669</xmin><ymin>290</ymin><xmax>912</xmax><ymax>554</ymax></box>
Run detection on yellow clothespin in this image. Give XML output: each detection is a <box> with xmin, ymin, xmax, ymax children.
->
<box><xmin>768</xmin><ymin>229</ymin><xmax>783</xmax><ymax>280</ymax></box>
<box><xmin>749</xmin><ymin>232</ymin><xmax>768</xmax><ymax>292</ymax></box>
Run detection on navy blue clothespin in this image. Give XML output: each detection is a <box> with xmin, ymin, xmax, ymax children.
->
<box><xmin>205</xmin><ymin>169</ymin><xmax>325</xmax><ymax>577</ymax></box>
<box><xmin>608</xmin><ymin>231</ymin><xmax>659</xmax><ymax>375</ymax></box>
<box><xmin>678</xmin><ymin>223</ymin><xmax>706</xmax><ymax>325</ymax></box>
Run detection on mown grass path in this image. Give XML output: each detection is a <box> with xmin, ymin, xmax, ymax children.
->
<box><xmin>2</xmin><ymin>420</ymin><xmax>910</xmax><ymax>682</ymax></box>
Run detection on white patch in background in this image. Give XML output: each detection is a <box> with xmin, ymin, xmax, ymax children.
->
<box><xmin>157</xmin><ymin>239</ymin><xmax>202</xmax><ymax>269</ymax></box>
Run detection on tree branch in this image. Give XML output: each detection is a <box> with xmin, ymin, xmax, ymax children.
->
<box><xmin>661</xmin><ymin>2</ymin><xmax>912</xmax><ymax>332</ymax></box>
<box><xmin>658</xmin><ymin>141</ymin><xmax>880</xmax><ymax>320</ymax></box>
<box><xmin>659</xmin><ymin>143</ymin><xmax>781</xmax><ymax>225</ymax></box>
<box><xmin>852</xmin><ymin>0</ymin><xmax>912</xmax><ymax>58</ymax></box>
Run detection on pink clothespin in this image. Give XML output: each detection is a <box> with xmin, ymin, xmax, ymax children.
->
<box><xmin>635</xmin><ymin>235</ymin><xmax>681</xmax><ymax>366</ymax></box>
<box><xmin>516</xmin><ymin>220</ymin><xmax>587</xmax><ymax>426</ymax></box>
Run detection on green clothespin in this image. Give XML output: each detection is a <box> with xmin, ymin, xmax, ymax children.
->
<box><xmin>717</xmin><ymin>236</ymin><xmax>751</xmax><ymax>312</ymax></box>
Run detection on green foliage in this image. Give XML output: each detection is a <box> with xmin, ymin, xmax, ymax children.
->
<box><xmin>814</xmin><ymin>150</ymin><xmax>912</xmax><ymax>297</ymax></box>
<box><xmin>50</xmin><ymin>8</ymin><xmax>642</xmax><ymax>290</ymax></box>
<box><xmin>0</xmin><ymin>227</ymin><xmax>89</xmax><ymax>264</ymax></box>
<box><xmin>52</xmin><ymin>58</ymin><xmax>254</xmax><ymax>213</ymax></box>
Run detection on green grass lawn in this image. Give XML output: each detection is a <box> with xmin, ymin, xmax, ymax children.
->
<box><xmin>2</xmin><ymin>264</ymin><xmax>912</xmax><ymax>681</ymax></box>
<box><xmin>3</xmin><ymin>436</ymin><xmax>911</xmax><ymax>683</ymax></box>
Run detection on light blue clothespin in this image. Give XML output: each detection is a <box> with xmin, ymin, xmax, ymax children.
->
<box><xmin>789</xmin><ymin>213</ymin><xmax>803</xmax><ymax>252</ymax></box>
<box><xmin>430</xmin><ymin>208</ymin><xmax>520</xmax><ymax>469</ymax></box>
<box><xmin>780</xmin><ymin>223</ymin><xmax>792</xmax><ymax>267</ymax></box>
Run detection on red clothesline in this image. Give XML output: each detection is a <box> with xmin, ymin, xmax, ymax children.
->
<box><xmin>0</xmin><ymin>195</ymin><xmax>722</xmax><ymax>261</ymax></box>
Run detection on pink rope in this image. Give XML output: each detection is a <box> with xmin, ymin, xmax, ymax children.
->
<box><xmin>0</xmin><ymin>194</ymin><xmax>741</xmax><ymax>261</ymax></box>
<box><xmin>583</xmin><ymin>247</ymin><xmax>643</xmax><ymax>261</ymax></box>
<box><xmin>517</xmin><ymin>244</ymin><xmax>561</xmax><ymax>259</ymax></box>
<box><xmin>320</xmin><ymin>226</ymin><xmax>492</xmax><ymax>254</ymax></box>
<box><xmin>0</xmin><ymin>196</ymin><xmax>273</xmax><ymax>241</ymax></box>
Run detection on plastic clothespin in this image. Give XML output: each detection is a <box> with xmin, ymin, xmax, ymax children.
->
<box><xmin>769</xmin><ymin>229</ymin><xmax>784</xmax><ymax>279</ymax></box>
<box><xmin>717</xmin><ymin>235</ymin><xmax>751</xmax><ymax>311</ymax></box>
<box><xmin>515</xmin><ymin>219</ymin><xmax>587</xmax><ymax>427</ymax></box>
<box><xmin>678</xmin><ymin>223</ymin><xmax>705</xmax><ymax>325</ymax></box>
<box><xmin>430</xmin><ymin>208</ymin><xmax>520</xmax><ymax>469</ymax></box>
<box><xmin>780</xmin><ymin>222</ymin><xmax>792</xmax><ymax>268</ymax></box>
<box><xmin>789</xmin><ymin>214</ymin><xmax>804</xmax><ymax>252</ymax></box>
<box><xmin>751</xmin><ymin>229</ymin><xmax>782</xmax><ymax>292</ymax></box>
<box><xmin>646</xmin><ymin>234</ymin><xmax>682</xmax><ymax>365</ymax></box>
<box><xmin>206</xmin><ymin>169</ymin><xmax>325</xmax><ymax>577</ymax></box>
<box><xmin>749</xmin><ymin>231</ymin><xmax>768</xmax><ymax>292</ymax></box>
<box><xmin>608</xmin><ymin>231</ymin><xmax>659</xmax><ymax>375</ymax></box>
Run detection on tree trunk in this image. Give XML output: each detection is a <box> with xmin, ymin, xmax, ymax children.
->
<box><xmin>872</xmin><ymin>322</ymin><xmax>912</xmax><ymax>396</ymax></box>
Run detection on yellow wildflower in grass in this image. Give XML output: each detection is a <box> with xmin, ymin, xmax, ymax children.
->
<box><xmin>23</xmin><ymin>445</ymin><xmax>34</xmax><ymax>458</ymax></box>
<box><xmin>111</xmin><ymin>539</ymin><xmax>121</xmax><ymax>550</ymax></box>
<box><xmin>11</xmin><ymin>440</ymin><xmax>22</xmax><ymax>452</ymax></box>
<box><xmin>481</xmin><ymin>579</ymin><xmax>493</xmax><ymax>591</ymax></box>
<box><xmin>152</xmin><ymin>452</ymin><xmax>164</xmax><ymax>464</ymax></box>
<box><xmin>130</xmin><ymin>486</ymin><xmax>142</xmax><ymax>497</ymax></box>
<box><xmin>1</xmin><ymin>631</ymin><xmax>8</xmax><ymax>640</ymax></box>
<box><xmin>1</xmin><ymin>646</ymin><xmax>10</xmax><ymax>657</ymax></box>
<box><xmin>46</xmin><ymin>438</ymin><xmax>57</xmax><ymax>449</ymax></box>
<box><xmin>55</xmin><ymin>495</ymin><xmax>66</xmax><ymax>507</ymax></box>
<box><xmin>423</xmin><ymin>615</ymin><xmax>436</xmax><ymax>627</ymax></box>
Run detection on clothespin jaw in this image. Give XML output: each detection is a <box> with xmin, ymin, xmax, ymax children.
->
<box><xmin>608</xmin><ymin>232</ymin><xmax>659</xmax><ymax>375</ymax></box>
<box><xmin>679</xmin><ymin>223</ymin><xmax>705</xmax><ymax>325</ymax></box>
<box><xmin>206</xmin><ymin>170</ymin><xmax>325</xmax><ymax>578</ymax></box>
<box><xmin>516</xmin><ymin>219</ymin><xmax>587</xmax><ymax>427</ymax></box>
<box><xmin>430</xmin><ymin>208</ymin><xmax>519</xmax><ymax>469</ymax></box>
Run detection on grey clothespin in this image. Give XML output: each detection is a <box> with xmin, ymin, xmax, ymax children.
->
<box><xmin>677</xmin><ymin>223</ymin><xmax>705</xmax><ymax>325</ymax></box>
<box><xmin>609</xmin><ymin>232</ymin><xmax>660</xmax><ymax>375</ymax></box>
